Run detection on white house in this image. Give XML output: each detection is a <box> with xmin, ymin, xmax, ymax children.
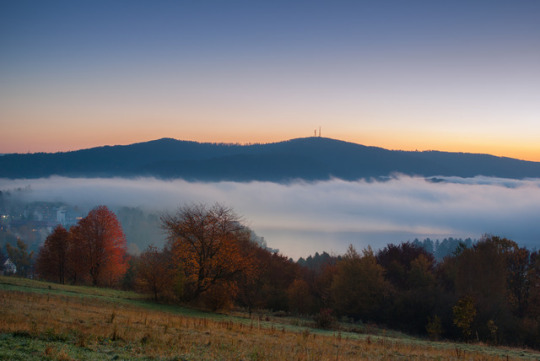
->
<box><xmin>2</xmin><ymin>258</ymin><xmax>16</xmax><ymax>275</ymax></box>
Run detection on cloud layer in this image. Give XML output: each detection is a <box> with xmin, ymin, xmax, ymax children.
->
<box><xmin>2</xmin><ymin>176</ymin><xmax>539</xmax><ymax>259</ymax></box>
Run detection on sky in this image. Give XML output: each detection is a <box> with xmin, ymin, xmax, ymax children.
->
<box><xmin>1</xmin><ymin>1</ymin><xmax>540</xmax><ymax>160</ymax></box>
<box><xmin>2</xmin><ymin>176</ymin><xmax>540</xmax><ymax>259</ymax></box>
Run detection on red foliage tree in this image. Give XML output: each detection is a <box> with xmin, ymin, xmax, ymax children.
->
<box><xmin>71</xmin><ymin>206</ymin><xmax>128</xmax><ymax>286</ymax></box>
<box><xmin>36</xmin><ymin>225</ymin><xmax>70</xmax><ymax>284</ymax></box>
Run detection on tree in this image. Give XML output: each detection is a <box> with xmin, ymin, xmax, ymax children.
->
<box><xmin>135</xmin><ymin>245</ymin><xmax>180</xmax><ymax>302</ymax></box>
<box><xmin>35</xmin><ymin>225</ymin><xmax>70</xmax><ymax>283</ymax></box>
<box><xmin>453</xmin><ymin>236</ymin><xmax>513</xmax><ymax>342</ymax></box>
<box><xmin>71</xmin><ymin>206</ymin><xmax>128</xmax><ymax>286</ymax></box>
<box><xmin>6</xmin><ymin>238</ymin><xmax>34</xmax><ymax>277</ymax></box>
<box><xmin>259</xmin><ymin>251</ymin><xmax>298</xmax><ymax>311</ymax></box>
<box><xmin>0</xmin><ymin>247</ymin><xmax>6</xmax><ymax>273</ymax></box>
<box><xmin>524</xmin><ymin>251</ymin><xmax>540</xmax><ymax>348</ymax></box>
<box><xmin>426</xmin><ymin>315</ymin><xmax>443</xmax><ymax>340</ymax></box>
<box><xmin>403</xmin><ymin>253</ymin><xmax>441</xmax><ymax>333</ymax></box>
<box><xmin>287</xmin><ymin>278</ymin><xmax>315</xmax><ymax>315</ymax></box>
<box><xmin>528</xmin><ymin>251</ymin><xmax>540</xmax><ymax>322</ymax></box>
<box><xmin>66</xmin><ymin>223</ymin><xmax>89</xmax><ymax>285</ymax></box>
<box><xmin>234</xmin><ymin>236</ymin><xmax>298</xmax><ymax>314</ymax></box>
<box><xmin>376</xmin><ymin>242</ymin><xmax>435</xmax><ymax>288</ymax></box>
<box><xmin>453</xmin><ymin>296</ymin><xmax>477</xmax><ymax>341</ymax></box>
<box><xmin>162</xmin><ymin>203</ymin><xmax>255</xmax><ymax>302</ymax></box>
<box><xmin>376</xmin><ymin>242</ymin><xmax>438</xmax><ymax>333</ymax></box>
<box><xmin>331</xmin><ymin>245</ymin><xmax>389</xmax><ymax>321</ymax></box>
<box><xmin>502</xmin><ymin>241</ymin><xmax>530</xmax><ymax>318</ymax></box>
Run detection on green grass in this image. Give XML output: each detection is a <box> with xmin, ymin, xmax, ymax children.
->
<box><xmin>0</xmin><ymin>276</ymin><xmax>210</xmax><ymax>318</ymax></box>
<box><xmin>0</xmin><ymin>276</ymin><xmax>144</xmax><ymax>301</ymax></box>
<box><xmin>1</xmin><ymin>275</ymin><xmax>540</xmax><ymax>361</ymax></box>
<box><xmin>0</xmin><ymin>276</ymin><xmax>410</xmax><ymax>342</ymax></box>
<box><xmin>0</xmin><ymin>332</ymin><xmax>140</xmax><ymax>361</ymax></box>
<box><xmin>0</xmin><ymin>276</ymin><xmax>315</xmax><ymax>331</ymax></box>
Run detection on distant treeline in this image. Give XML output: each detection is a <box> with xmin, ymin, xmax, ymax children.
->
<box><xmin>297</xmin><ymin>237</ymin><xmax>476</xmax><ymax>268</ymax></box>
<box><xmin>413</xmin><ymin>237</ymin><xmax>476</xmax><ymax>261</ymax></box>
<box><xmin>3</xmin><ymin>204</ymin><xmax>539</xmax><ymax>350</ymax></box>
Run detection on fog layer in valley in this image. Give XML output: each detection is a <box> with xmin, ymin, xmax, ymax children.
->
<box><xmin>1</xmin><ymin>176</ymin><xmax>539</xmax><ymax>259</ymax></box>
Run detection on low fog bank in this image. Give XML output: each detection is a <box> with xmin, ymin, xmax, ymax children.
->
<box><xmin>1</xmin><ymin>176</ymin><xmax>539</xmax><ymax>259</ymax></box>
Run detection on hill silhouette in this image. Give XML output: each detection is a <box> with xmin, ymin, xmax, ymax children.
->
<box><xmin>1</xmin><ymin>137</ymin><xmax>540</xmax><ymax>181</ymax></box>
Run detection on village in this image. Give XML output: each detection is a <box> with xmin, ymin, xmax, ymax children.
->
<box><xmin>0</xmin><ymin>193</ymin><xmax>83</xmax><ymax>275</ymax></box>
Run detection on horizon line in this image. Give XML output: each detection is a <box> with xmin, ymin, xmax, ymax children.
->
<box><xmin>3</xmin><ymin>136</ymin><xmax>538</xmax><ymax>163</ymax></box>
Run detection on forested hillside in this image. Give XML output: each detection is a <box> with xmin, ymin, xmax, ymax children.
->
<box><xmin>2</xmin><ymin>137</ymin><xmax>540</xmax><ymax>181</ymax></box>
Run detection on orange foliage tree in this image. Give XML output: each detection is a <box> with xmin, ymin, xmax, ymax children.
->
<box><xmin>35</xmin><ymin>225</ymin><xmax>70</xmax><ymax>284</ymax></box>
<box><xmin>71</xmin><ymin>206</ymin><xmax>128</xmax><ymax>286</ymax></box>
<box><xmin>162</xmin><ymin>204</ymin><xmax>255</xmax><ymax>303</ymax></box>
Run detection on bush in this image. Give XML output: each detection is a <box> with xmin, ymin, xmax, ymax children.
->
<box><xmin>314</xmin><ymin>309</ymin><xmax>335</xmax><ymax>329</ymax></box>
<box><xmin>426</xmin><ymin>315</ymin><xmax>443</xmax><ymax>340</ymax></box>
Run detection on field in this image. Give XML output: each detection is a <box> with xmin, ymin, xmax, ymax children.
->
<box><xmin>1</xmin><ymin>276</ymin><xmax>539</xmax><ymax>361</ymax></box>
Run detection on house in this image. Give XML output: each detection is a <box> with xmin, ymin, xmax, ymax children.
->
<box><xmin>2</xmin><ymin>258</ymin><xmax>16</xmax><ymax>275</ymax></box>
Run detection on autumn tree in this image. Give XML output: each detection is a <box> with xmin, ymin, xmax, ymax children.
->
<box><xmin>6</xmin><ymin>238</ymin><xmax>34</xmax><ymax>277</ymax></box>
<box><xmin>233</xmin><ymin>232</ymin><xmax>266</xmax><ymax>313</ymax></box>
<box><xmin>65</xmin><ymin>223</ymin><xmax>88</xmax><ymax>284</ymax></box>
<box><xmin>0</xmin><ymin>247</ymin><xmax>6</xmax><ymax>273</ymax></box>
<box><xmin>454</xmin><ymin>238</ymin><xmax>509</xmax><ymax>335</ymax></box>
<box><xmin>255</xmin><ymin>251</ymin><xmax>298</xmax><ymax>312</ymax></box>
<box><xmin>331</xmin><ymin>245</ymin><xmax>389</xmax><ymax>321</ymax></box>
<box><xmin>426</xmin><ymin>315</ymin><xmax>443</xmax><ymax>340</ymax></box>
<box><xmin>162</xmin><ymin>203</ymin><xmax>255</xmax><ymax>304</ymax></box>
<box><xmin>287</xmin><ymin>278</ymin><xmax>315</xmax><ymax>315</ymax></box>
<box><xmin>135</xmin><ymin>245</ymin><xmax>181</xmax><ymax>302</ymax></box>
<box><xmin>376</xmin><ymin>242</ymin><xmax>435</xmax><ymax>288</ymax></box>
<box><xmin>296</xmin><ymin>252</ymin><xmax>338</xmax><ymax>313</ymax></box>
<box><xmin>528</xmin><ymin>251</ymin><xmax>540</xmax><ymax>321</ymax></box>
<box><xmin>234</xmin><ymin>239</ymin><xmax>264</xmax><ymax>313</ymax></box>
<box><xmin>499</xmin><ymin>238</ymin><xmax>531</xmax><ymax>318</ymax></box>
<box><xmin>376</xmin><ymin>242</ymin><xmax>439</xmax><ymax>333</ymax></box>
<box><xmin>71</xmin><ymin>206</ymin><xmax>128</xmax><ymax>286</ymax></box>
<box><xmin>35</xmin><ymin>225</ymin><xmax>70</xmax><ymax>283</ymax></box>
<box><xmin>453</xmin><ymin>296</ymin><xmax>477</xmax><ymax>341</ymax></box>
<box><xmin>455</xmin><ymin>236</ymin><xmax>508</xmax><ymax>301</ymax></box>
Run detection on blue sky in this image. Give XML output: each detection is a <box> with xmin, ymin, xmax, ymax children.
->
<box><xmin>1</xmin><ymin>0</ymin><xmax>539</xmax><ymax>160</ymax></box>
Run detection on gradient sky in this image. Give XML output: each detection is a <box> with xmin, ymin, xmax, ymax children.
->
<box><xmin>1</xmin><ymin>1</ymin><xmax>540</xmax><ymax>160</ymax></box>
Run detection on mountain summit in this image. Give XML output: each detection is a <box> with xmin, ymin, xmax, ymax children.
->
<box><xmin>1</xmin><ymin>137</ymin><xmax>539</xmax><ymax>181</ymax></box>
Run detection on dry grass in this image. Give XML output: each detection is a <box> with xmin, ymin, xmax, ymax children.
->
<box><xmin>1</xmin><ymin>279</ymin><xmax>540</xmax><ymax>360</ymax></box>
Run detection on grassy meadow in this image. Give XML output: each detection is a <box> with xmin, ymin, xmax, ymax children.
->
<box><xmin>1</xmin><ymin>276</ymin><xmax>539</xmax><ymax>361</ymax></box>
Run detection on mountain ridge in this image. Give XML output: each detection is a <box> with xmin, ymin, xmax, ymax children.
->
<box><xmin>1</xmin><ymin>137</ymin><xmax>539</xmax><ymax>181</ymax></box>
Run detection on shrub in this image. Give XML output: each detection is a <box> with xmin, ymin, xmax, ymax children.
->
<box><xmin>314</xmin><ymin>309</ymin><xmax>335</xmax><ymax>329</ymax></box>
